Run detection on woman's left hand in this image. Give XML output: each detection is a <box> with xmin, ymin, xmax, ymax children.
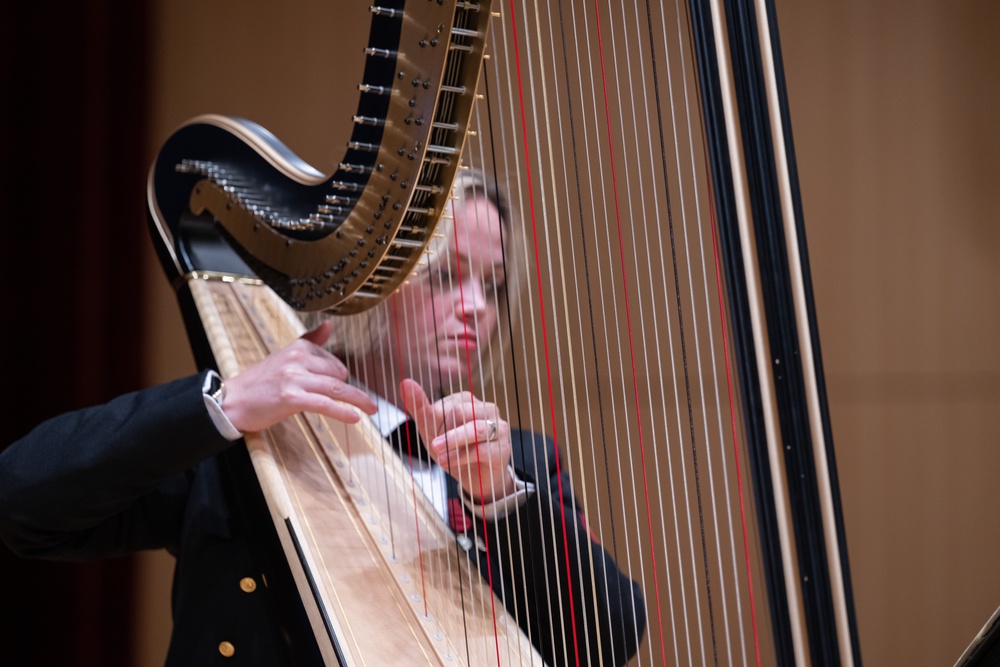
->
<box><xmin>400</xmin><ymin>378</ymin><xmax>517</xmax><ymax>503</ymax></box>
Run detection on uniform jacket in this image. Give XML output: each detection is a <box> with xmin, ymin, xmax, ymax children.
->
<box><xmin>0</xmin><ymin>373</ymin><xmax>645</xmax><ymax>666</ymax></box>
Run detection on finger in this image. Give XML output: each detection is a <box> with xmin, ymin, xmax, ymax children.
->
<box><xmin>401</xmin><ymin>378</ymin><xmax>440</xmax><ymax>443</ymax></box>
<box><xmin>430</xmin><ymin>419</ymin><xmax>502</xmax><ymax>455</ymax></box>
<box><xmin>301</xmin><ymin>320</ymin><xmax>333</xmax><ymax>346</ymax></box>
<box><xmin>296</xmin><ymin>345</ymin><xmax>352</xmax><ymax>382</ymax></box>
<box><xmin>434</xmin><ymin>443</ymin><xmax>483</xmax><ymax>476</ymax></box>
<box><xmin>434</xmin><ymin>394</ymin><xmax>497</xmax><ymax>430</ymax></box>
<box><xmin>435</xmin><ymin>447</ymin><xmax>511</xmax><ymax>500</ymax></box>
<box><xmin>298</xmin><ymin>376</ymin><xmax>376</xmax><ymax>415</ymax></box>
<box><xmin>299</xmin><ymin>393</ymin><xmax>367</xmax><ymax>424</ymax></box>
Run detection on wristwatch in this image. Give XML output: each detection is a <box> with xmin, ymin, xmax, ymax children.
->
<box><xmin>204</xmin><ymin>370</ymin><xmax>226</xmax><ymax>408</ymax></box>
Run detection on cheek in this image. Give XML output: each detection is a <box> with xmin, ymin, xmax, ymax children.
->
<box><xmin>429</xmin><ymin>294</ymin><xmax>459</xmax><ymax>325</ymax></box>
<box><xmin>482</xmin><ymin>305</ymin><xmax>501</xmax><ymax>336</ymax></box>
<box><xmin>393</xmin><ymin>287</ymin><xmax>433</xmax><ymax>327</ymax></box>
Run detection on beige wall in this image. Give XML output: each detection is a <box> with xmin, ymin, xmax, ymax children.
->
<box><xmin>777</xmin><ymin>2</ymin><xmax>1000</xmax><ymax>664</ymax></box>
<box><xmin>139</xmin><ymin>2</ymin><xmax>1000</xmax><ymax>665</ymax></box>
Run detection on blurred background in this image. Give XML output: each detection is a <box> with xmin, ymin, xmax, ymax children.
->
<box><xmin>1</xmin><ymin>1</ymin><xmax>998</xmax><ymax>665</ymax></box>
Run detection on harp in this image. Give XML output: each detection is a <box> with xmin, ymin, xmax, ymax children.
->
<box><xmin>146</xmin><ymin>0</ymin><xmax>862</xmax><ymax>665</ymax></box>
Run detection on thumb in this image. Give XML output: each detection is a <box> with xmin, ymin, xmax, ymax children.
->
<box><xmin>301</xmin><ymin>320</ymin><xmax>333</xmax><ymax>346</ymax></box>
<box><xmin>401</xmin><ymin>378</ymin><xmax>437</xmax><ymax>441</ymax></box>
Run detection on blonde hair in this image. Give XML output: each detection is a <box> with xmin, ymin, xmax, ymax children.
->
<box><xmin>303</xmin><ymin>168</ymin><xmax>525</xmax><ymax>387</ymax></box>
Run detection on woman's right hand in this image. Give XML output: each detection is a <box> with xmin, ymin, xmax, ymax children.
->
<box><xmin>221</xmin><ymin>321</ymin><xmax>377</xmax><ymax>433</ymax></box>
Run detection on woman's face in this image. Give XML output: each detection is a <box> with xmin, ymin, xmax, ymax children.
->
<box><xmin>386</xmin><ymin>195</ymin><xmax>507</xmax><ymax>398</ymax></box>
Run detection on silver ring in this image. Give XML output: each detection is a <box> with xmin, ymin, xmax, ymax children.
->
<box><xmin>484</xmin><ymin>419</ymin><xmax>498</xmax><ymax>441</ymax></box>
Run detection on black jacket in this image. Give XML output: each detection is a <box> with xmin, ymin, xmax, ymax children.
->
<box><xmin>0</xmin><ymin>373</ymin><xmax>645</xmax><ymax>665</ymax></box>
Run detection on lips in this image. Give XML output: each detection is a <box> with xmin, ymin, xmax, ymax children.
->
<box><xmin>447</xmin><ymin>332</ymin><xmax>479</xmax><ymax>350</ymax></box>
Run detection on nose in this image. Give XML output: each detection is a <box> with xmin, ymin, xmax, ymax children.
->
<box><xmin>458</xmin><ymin>277</ymin><xmax>488</xmax><ymax>319</ymax></box>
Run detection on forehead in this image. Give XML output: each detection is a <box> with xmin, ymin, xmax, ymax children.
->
<box><xmin>451</xmin><ymin>196</ymin><xmax>506</xmax><ymax>267</ymax></box>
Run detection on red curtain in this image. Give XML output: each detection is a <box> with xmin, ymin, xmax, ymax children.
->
<box><xmin>0</xmin><ymin>1</ymin><xmax>151</xmax><ymax>665</ymax></box>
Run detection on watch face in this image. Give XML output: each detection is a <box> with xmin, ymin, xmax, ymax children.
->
<box><xmin>207</xmin><ymin>373</ymin><xmax>225</xmax><ymax>403</ymax></box>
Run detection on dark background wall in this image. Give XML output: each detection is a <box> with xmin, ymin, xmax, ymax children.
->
<box><xmin>0</xmin><ymin>2</ymin><xmax>151</xmax><ymax>666</ymax></box>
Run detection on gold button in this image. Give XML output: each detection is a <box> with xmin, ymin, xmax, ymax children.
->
<box><xmin>218</xmin><ymin>641</ymin><xmax>235</xmax><ymax>658</ymax></box>
<box><xmin>239</xmin><ymin>577</ymin><xmax>257</xmax><ymax>593</ymax></box>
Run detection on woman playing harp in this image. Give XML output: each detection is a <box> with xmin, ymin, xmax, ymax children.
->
<box><xmin>311</xmin><ymin>168</ymin><xmax>647</xmax><ymax>666</ymax></box>
<box><xmin>0</xmin><ymin>171</ymin><xmax>645</xmax><ymax>666</ymax></box>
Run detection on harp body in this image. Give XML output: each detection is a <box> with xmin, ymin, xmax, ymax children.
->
<box><xmin>187</xmin><ymin>275</ymin><xmax>540</xmax><ymax>665</ymax></box>
<box><xmin>147</xmin><ymin>1</ymin><xmax>861</xmax><ymax>665</ymax></box>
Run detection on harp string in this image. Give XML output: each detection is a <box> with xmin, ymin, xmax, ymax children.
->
<box><xmin>492</xmin><ymin>14</ymin><xmax>572</xmax><ymax>665</ymax></box>
<box><xmin>550</xmin><ymin>4</ymin><xmax>655</xmax><ymax>665</ymax></box>
<box><xmin>587</xmin><ymin>3</ymin><xmax>683</xmax><ymax>666</ymax></box>
<box><xmin>615</xmin><ymin>1</ymin><xmax>713</xmax><ymax>663</ymax></box>
<box><xmin>484</xmin><ymin>149</ymin><xmax>537</xmax><ymax>666</ymax></box>
<box><xmin>529</xmin><ymin>2</ymin><xmax>616</xmax><ymax>663</ymax></box>
<box><xmin>506</xmin><ymin>0</ymin><xmax>768</xmax><ymax>664</ymax></box>
<box><xmin>449</xmin><ymin>185</ymin><xmax>504</xmax><ymax>664</ymax></box>
<box><xmin>494</xmin><ymin>2</ymin><xmax>644</xmax><ymax>664</ymax></box>
<box><xmin>655</xmin><ymin>0</ymin><xmax>754</xmax><ymax>662</ymax></box>
<box><xmin>476</xmin><ymin>74</ymin><xmax>544</xmax><ymax>661</ymax></box>
<box><xmin>547</xmin><ymin>2</ymin><xmax>639</xmax><ymax>664</ymax></box>
<box><xmin>397</xmin><ymin>259</ymin><xmax>473</xmax><ymax>659</ymax></box>
<box><xmin>470</xmin><ymin>83</ymin><xmax>561</xmax><ymax>667</ymax></box>
<box><xmin>565</xmin><ymin>4</ymin><xmax>663</xmax><ymax>662</ymax></box>
<box><xmin>389</xmin><ymin>295</ymin><xmax>430</xmax><ymax>617</ymax></box>
<box><xmin>602</xmin><ymin>0</ymin><xmax>688</xmax><ymax>662</ymax></box>
<box><xmin>546</xmin><ymin>1</ymin><xmax>634</xmax><ymax>659</ymax></box>
<box><xmin>708</xmin><ymin>177</ymin><xmax>764</xmax><ymax>666</ymax></box>
<box><xmin>517</xmin><ymin>2</ymin><xmax>603</xmax><ymax>663</ymax></box>
<box><xmin>623</xmin><ymin>0</ymin><xmax>724</xmax><ymax>662</ymax></box>
<box><xmin>501</xmin><ymin>1</ymin><xmax>590</xmax><ymax>664</ymax></box>
<box><xmin>403</xmin><ymin>180</ymin><xmax>508</xmax><ymax>663</ymax></box>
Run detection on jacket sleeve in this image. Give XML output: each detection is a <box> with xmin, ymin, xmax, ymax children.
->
<box><xmin>480</xmin><ymin>430</ymin><xmax>647</xmax><ymax>667</ymax></box>
<box><xmin>0</xmin><ymin>373</ymin><xmax>234</xmax><ymax>561</ymax></box>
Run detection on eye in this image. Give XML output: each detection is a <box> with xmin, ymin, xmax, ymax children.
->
<box><xmin>484</xmin><ymin>274</ymin><xmax>506</xmax><ymax>294</ymax></box>
<box><xmin>428</xmin><ymin>266</ymin><xmax>453</xmax><ymax>287</ymax></box>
